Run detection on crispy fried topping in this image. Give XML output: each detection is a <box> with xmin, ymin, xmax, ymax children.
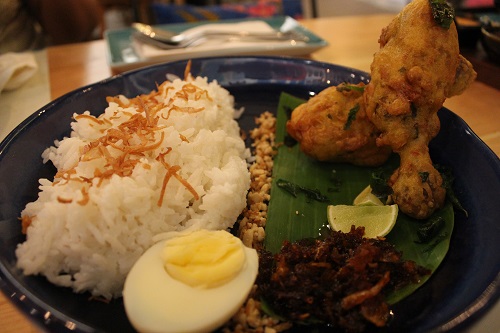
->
<box><xmin>257</xmin><ymin>227</ymin><xmax>430</xmax><ymax>332</ymax></box>
<box><xmin>50</xmin><ymin>76</ymin><xmax>213</xmax><ymax>208</ymax></box>
<box><xmin>20</xmin><ymin>215</ymin><xmax>33</xmax><ymax>234</ymax></box>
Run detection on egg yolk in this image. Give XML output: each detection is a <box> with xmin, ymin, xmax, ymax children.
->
<box><xmin>162</xmin><ymin>229</ymin><xmax>245</xmax><ymax>288</ymax></box>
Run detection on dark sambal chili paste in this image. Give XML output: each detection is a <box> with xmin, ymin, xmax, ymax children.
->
<box><xmin>256</xmin><ymin>226</ymin><xmax>430</xmax><ymax>333</ymax></box>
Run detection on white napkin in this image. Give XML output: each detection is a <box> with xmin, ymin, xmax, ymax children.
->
<box><xmin>0</xmin><ymin>50</ymin><xmax>49</xmax><ymax>142</ymax></box>
<box><xmin>0</xmin><ymin>52</ymin><xmax>38</xmax><ymax>93</ymax></box>
<box><xmin>132</xmin><ymin>20</ymin><xmax>305</xmax><ymax>61</ymax></box>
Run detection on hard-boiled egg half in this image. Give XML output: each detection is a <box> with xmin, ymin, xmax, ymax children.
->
<box><xmin>123</xmin><ymin>229</ymin><xmax>259</xmax><ymax>333</ymax></box>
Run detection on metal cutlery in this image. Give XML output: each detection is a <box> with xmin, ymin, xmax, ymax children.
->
<box><xmin>131</xmin><ymin>22</ymin><xmax>310</xmax><ymax>49</ymax></box>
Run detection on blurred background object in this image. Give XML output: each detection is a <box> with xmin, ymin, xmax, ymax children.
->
<box><xmin>2</xmin><ymin>0</ymin><xmax>499</xmax><ymax>84</ymax></box>
<box><xmin>0</xmin><ymin>0</ymin><xmax>103</xmax><ymax>53</ymax></box>
<box><xmin>447</xmin><ymin>0</ymin><xmax>499</xmax><ymax>86</ymax></box>
<box><xmin>100</xmin><ymin>0</ymin><xmax>410</xmax><ymax>28</ymax></box>
<box><xmin>28</xmin><ymin>0</ymin><xmax>103</xmax><ymax>44</ymax></box>
<box><xmin>149</xmin><ymin>0</ymin><xmax>302</xmax><ymax>24</ymax></box>
<box><xmin>0</xmin><ymin>0</ymin><xmax>413</xmax><ymax>53</ymax></box>
<box><xmin>0</xmin><ymin>0</ymin><xmax>42</xmax><ymax>53</ymax></box>
<box><xmin>481</xmin><ymin>24</ymin><xmax>500</xmax><ymax>63</ymax></box>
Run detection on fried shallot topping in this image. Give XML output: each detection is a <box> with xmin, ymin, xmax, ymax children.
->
<box><xmin>257</xmin><ymin>226</ymin><xmax>430</xmax><ymax>333</ymax></box>
<box><xmin>49</xmin><ymin>76</ymin><xmax>214</xmax><ymax>209</ymax></box>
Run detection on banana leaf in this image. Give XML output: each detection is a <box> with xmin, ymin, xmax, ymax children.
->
<box><xmin>265</xmin><ymin>92</ymin><xmax>454</xmax><ymax>304</ymax></box>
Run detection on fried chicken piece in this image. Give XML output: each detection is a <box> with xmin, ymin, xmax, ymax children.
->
<box><xmin>364</xmin><ymin>0</ymin><xmax>476</xmax><ymax>219</ymax></box>
<box><xmin>286</xmin><ymin>83</ymin><xmax>392</xmax><ymax>166</ymax></box>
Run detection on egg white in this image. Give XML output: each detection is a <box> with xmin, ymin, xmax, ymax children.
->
<box><xmin>123</xmin><ymin>238</ymin><xmax>259</xmax><ymax>333</ymax></box>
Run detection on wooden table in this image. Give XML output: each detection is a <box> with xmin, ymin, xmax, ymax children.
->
<box><xmin>1</xmin><ymin>14</ymin><xmax>499</xmax><ymax>332</ymax></box>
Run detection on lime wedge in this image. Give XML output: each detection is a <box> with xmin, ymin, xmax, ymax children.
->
<box><xmin>353</xmin><ymin>185</ymin><xmax>384</xmax><ymax>206</ymax></box>
<box><xmin>327</xmin><ymin>204</ymin><xmax>398</xmax><ymax>238</ymax></box>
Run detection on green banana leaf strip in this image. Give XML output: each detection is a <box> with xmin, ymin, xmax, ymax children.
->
<box><xmin>265</xmin><ymin>92</ymin><xmax>454</xmax><ymax>305</ymax></box>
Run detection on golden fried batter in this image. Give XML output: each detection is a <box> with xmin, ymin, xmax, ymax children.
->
<box><xmin>286</xmin><ymin>0</ymin><xmax>475</xmax><ymax>219</ymax></box>
<box><xmin>364</xmin><ymin>0</ymin><xmax>476</xmax><ymax>219</ymax></box>
<box><xmin>287</xmin><ymin>83</ymin><xmax>391</xmax><ymax>166</ymax></box>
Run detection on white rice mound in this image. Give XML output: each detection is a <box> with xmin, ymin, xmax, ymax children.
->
<box><xmin>15</xmin><ymin>74</ymin><xmax>251</xmax><ymax>299</ymax></box>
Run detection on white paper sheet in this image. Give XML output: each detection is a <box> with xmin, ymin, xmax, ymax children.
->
<box><xmin>0</xmin><ymin>50</ymin><xmax>50</xmax><ymax>142</ymax></box>
<box><xmin>133</xmin><ymin>20</ymin><xmax>307</xmax><ymax>61</ymax></box>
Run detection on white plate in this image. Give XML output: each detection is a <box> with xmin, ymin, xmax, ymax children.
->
<box><xmin>104</xmin><ymin>16</ymin><xmax>328</xmax><ymax>73</ymax></box>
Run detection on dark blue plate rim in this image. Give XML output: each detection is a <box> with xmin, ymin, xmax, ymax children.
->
<box><xmin>0</xmin><ymin>56</ymin><xmax>499</xmax><ymax>333</ymax></box>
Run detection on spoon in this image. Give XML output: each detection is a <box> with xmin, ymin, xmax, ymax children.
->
<box><xmin>132</xmin><ymin>22</ymin><xmax>310</xmax><ymax>48</ymax></box>
<box><xmin>132</xmin><ymin>31</ymin><xmax>210</xmax><ymax>50</ymax></box>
